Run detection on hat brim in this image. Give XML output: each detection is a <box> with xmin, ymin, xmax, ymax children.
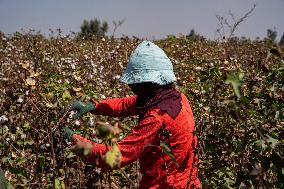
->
<box><xmin>119</xmin><ymin>70</ymin><xmax>176</xmax><ymax>85</ymax></box>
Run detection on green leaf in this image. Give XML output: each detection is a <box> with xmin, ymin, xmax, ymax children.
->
<box><xmin>22</xmin><ymin>122</ymin><xmax>30</xmax><ymax>130</ymax></box>
<box><xmin>0</xmin><ymin>167</ymin><xmax>15</xmax><ymax>189</ymax></box>
<box><xmin>0</xmin><ymin>127</ymin><xmax>8</xmax><ymax>134</ymax></box>
<box><xmin>6</xmin><ymin>182</ymin><xmax>15</xmax><ymax>189</ymax></box>
<box><xmin>16</xmin><ymin>127</ymin><xmax>24</xmax><ymax>135</ymax></box>
<box><xmin>62</xmin><ymin>90</ymin><xmax>71</xmax><ymax>101</ymax></box>
<box><xmin>16</xmin><ymin>139</ymin><xmax>34</xmax><ymax>146</ymax></box>
<box><xmin>66</xmin><ymin>152</ymin><xmax>76</xmax><ymax>159</ymax></box>
<box><xmin>266</xmin><ymin>136</ymin><xmax>280</xmax><ymax>149</ymax></box>
<box><xmin>105</xmin><ymin>144</ymin><xmax>121</xmax><ymax>168</ymax></box>
<box><xmin>39</xmin><ymin>156</ymin><xmax>45</xmax><ymax>171</ymax></box>
<box><xmin>160</xmin><ymin>142</ymin><xmax>177</xmax><ymax>164</ymax></box>
<box><xmin>255</xmin><ymin>135</ymin><xmax>280</xmax><ymax>150</ymax></box>
<box><xmin>83</xmin><ymin>146</ymin><xmax>92</xmax><ymax>156</ymax></box>
<box><xmin>46</xmin><ymin>91</ymin><xmax>54</xmax><ymax>101</ymax></box>
<box><xmin>8</xmin><ymin>167</ymin><xmax>26</xmax><ymax>178</ymax></box>
<box><xmin>97</xmin><ymin>121</ymin><xmax>112</xmax><ymax>140</ymax></box>
<box><xmin>239</xmin><ymin>96</ymin><xmax>249</xmax><ymax>106</ymax></box>
<box><xmin>16</xmin><ymin>157</ymin><xmax>27</xmax><ymax>165</ymax></box>
<box><xmin>55</xmin><ymin>178</ymin><xmax>65</xmax><ymax>189</ymax></box>
<box><xmin>225</xmin><ymin>72</ymin><xmax>244</xmax><ymax>99</ymax></box>
<box><xmin>1</xmin><ymin>157</ymin><xmax>9</xmax><ymax>164</ymax></box>
<box><xmin>26</xmin><ymin>139</ymin><xmax>34</xmax><ymax>145</ymax></box>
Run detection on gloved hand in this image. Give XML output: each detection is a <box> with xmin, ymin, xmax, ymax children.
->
<box><xmin>67</xmin><ymin>101</ymin><xmax>96</xmax><ymax>119</ymax></box>
<box><xmin>63</xmin><ymin>127</ymin><xmax>93</xmax><ymax>157</ymax></box>
<box><xmin>71</xmin><ymin>141</ymin><xmax>93</xmax><ymax>157</ymax></box>
<box><xmin>63</xmin><ymin>127</ymin><xmax>75</xmax><ymax>141</ymax></box>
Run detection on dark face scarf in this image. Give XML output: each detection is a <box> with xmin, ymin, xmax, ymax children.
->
<box><xmin>129</xmin><ymin>83</ymin><xmax>182</xmax><ymax>119</ymax></box>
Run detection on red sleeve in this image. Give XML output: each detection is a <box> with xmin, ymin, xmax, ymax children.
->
<box><xmin>90</xmin><ymin>96</ymin><xmax>137</xmax><ymax>117</ymax></box>
<box><xmin>74</xmin><ymin>109</ymin><xmax>163</xmax><ymax>169</ymax></box>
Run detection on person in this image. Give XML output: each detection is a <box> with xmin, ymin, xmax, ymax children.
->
<box><xmin>64</xmin><ymin>40</ymin><xmax>202</xmax><ymax>188</ymax></box>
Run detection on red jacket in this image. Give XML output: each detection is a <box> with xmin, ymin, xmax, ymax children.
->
<box><xmin>73</xmin><ymin>93</ymin><xmax>201</xmax><ymax>189</ymax></box>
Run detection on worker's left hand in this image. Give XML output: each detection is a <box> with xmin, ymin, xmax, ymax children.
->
<box><xmin>70</xmin><ymin>140</ymin><xmax>93</xmax><ymax>158</ymax></box>
<box><xmin>63</xmin><ymin>127</ymin><xmax>93</xmax><ymax>157</ymax></box>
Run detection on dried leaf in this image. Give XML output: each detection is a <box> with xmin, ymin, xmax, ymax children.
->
<box><xmin>105</xmin><ymin>144</ymin><xmax>121</xmax><ymax>168</ymax></box>
<box><xmin>25</xmin><ymin>77</ymin><xmax>36</xmax><ymax>86</ymax></box>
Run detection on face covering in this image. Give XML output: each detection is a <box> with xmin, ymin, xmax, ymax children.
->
<box><xmin>129</xmin><ymin>83</ymin><xmax>182</xmax><ymax>119</ymax></box>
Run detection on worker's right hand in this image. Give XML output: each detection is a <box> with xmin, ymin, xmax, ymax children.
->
<box><xmin>67</xmin><ymin>101</ymin><xmax>96</xmax><ymax>119</ymax></box>
<box><xmin>63</xmin><ymin>127</ymin><xmax>75</xmax><ymax>142</ymax></box>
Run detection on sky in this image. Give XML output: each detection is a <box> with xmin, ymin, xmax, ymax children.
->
<box><xmin>0</xmin><ymin>0</ymin><xmax>283</xmax><ymax>40</ymax></box>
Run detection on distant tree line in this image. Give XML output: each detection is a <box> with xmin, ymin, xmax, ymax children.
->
<box><xmin>78</xmin><ymin>17</ymin><xmax>284</xmax><ymax>46</ymax></box>
<box><xmin>281</xmin><ymin>34</ymin><xmax>284</xmax><ymax>46</ymax></box>
<box><xmin>79</xmin><ymin>18</ymin><xmax>126</xmax><ymax>38</ymax></box>
<box><xmin>185</xmin><ymin>28</ymin><xmax>284</xmax><ymax>46</ymax></box>
<box><xmin>263</xmin><ymin>28</ymin><xmax>284</xmax><ymax>46</ymax></box>
<box><xmin>261</xmin><ymin>29</ymin><xmax>284</xmax><ymax>46</ymax></box>
<box><xmin>79</xmin><ymin>18</ymin><xmax>109</xmax><ymax>38</ymax></box>
<box><xmin>186</xmin><ymin>29</ymin><xmax>205</xmax><ymax>41</ymax></box>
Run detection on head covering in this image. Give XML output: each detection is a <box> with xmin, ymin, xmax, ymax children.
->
<box><xmin>120</xmin><ymin>40</ymin><xmax>176</xmax><ymax>85</ymax></box>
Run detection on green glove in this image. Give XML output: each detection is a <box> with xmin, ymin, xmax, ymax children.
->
<box><xmin>63</xmin><ymin>127</ymin><xmax>75</xmax><ymax>141</ymax></box>
<box><xmin>68</xmin><ymin>101</ymin><xmax>96</xmax><ymax>119</ymax></box>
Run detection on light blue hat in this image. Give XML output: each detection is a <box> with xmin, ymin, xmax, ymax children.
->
<box><xmin>119</xmin><ymin>40</ymin><xmax>176</xmax><ymax>85</ymax></box>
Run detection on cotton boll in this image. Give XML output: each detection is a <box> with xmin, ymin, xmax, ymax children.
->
<box><xmin>17</xmin><ymin>95</ymin><xmax>24</xmax><ymax>103</ymax></box>
<box><xmin>100</xmin><ymin>94</ymin><xmax>106</xmax><ymax>99</ymax></box>
<box><xmin>20</xmin><ymin>134</ymin><xmax>27</xmax><ymax>139</ymax></box>
<box><xmin>75</xmin><ymin>120</ymin><xmax>80</xmax><ymax>126</ymax></box>
<box><xmin>0</xmin><ymin>115</ymin><xmax>8</xmax><ymax>123</ymax></box>
<box><xmin>88</xmin><ymin>117</ymin><xmax>95</xmax><ymax>127</ymax></box>
<box><xmin>195</xmin><ymin>66</ymin><xmax>202</xmax><ymax>71</ymax></box>
<box><xmin>69</xmin><ymin>111</ymin><xmax>75</xmax><ymax>119</ymax></box>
